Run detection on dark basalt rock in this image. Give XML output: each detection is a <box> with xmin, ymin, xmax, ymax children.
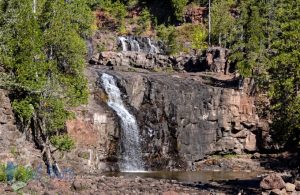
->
<box><xmin>97</xmin><ymin>70</ymin><xmax>262</xmax><ymax>170</ymax></box>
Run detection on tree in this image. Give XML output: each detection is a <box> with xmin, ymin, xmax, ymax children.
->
<box><xmin>171</xmin><ymin>0</ymin><xmax>188</xmax><ymax>22</ymax></box>
<box><xmin>229</xmin><ymin>0</ymin><xmax>268</xmax><ymax>77</ymax></box>
<box><xmin>230</xmin><ymin>0</ymin><xmax>300</xmax><ymax>147</ymax></box>
<box><xmin>0</xmin><ymin>0</ymin><xmax>92</xmax><ymax>175</ymax></box>
<box><xmin>211</xmin><ymin>0</ymin><xmax>235</xmax><ymax>47</ymax></box>
<box><xmin>267</xmin><ymin>0</ymin><xmax>300</xmax><ymax>146</ymax></box>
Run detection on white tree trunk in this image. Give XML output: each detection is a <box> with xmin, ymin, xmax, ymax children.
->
<box><xmin>208</xmin><ymin>0</ymin><xmax>211</xmax><ymax>46</ymax></box>
<box><xmin>33</xmin><ymin>0</ymin><xmax>36</xmax><ymax>13</ymax></box>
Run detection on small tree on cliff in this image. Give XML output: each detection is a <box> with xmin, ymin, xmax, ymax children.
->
<box><xmin>211</xmin><ymin>0</ymin><xmax>235</xmax><ymax>47</ymax></box>
<box><xmin>0</xmin><ymin>0</ymin><xmax>92</xmax><ymax>175</ymax></box>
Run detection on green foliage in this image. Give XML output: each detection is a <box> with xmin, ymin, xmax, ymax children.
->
<box><xmin>191</xmin><ymin>25</ymin><xmax>208</xmax><ymax>51</ymax></box>
<box><xmin>39</xmin><ymin>98</ymin><xmax>71</xmax><ymax>131</ymax></box>
<box><xmin>136</xmin><ymin>8</ymin><xmax>152</xmax><ymax>35</ymax></box>
<box><xmin>156</xmin><ymin>24</ymin><xmax>178</xmax><ymax>54</ymax></box>
<box><xmin>267</xmin><ymin>0</ymin><xmax>300</xmax><ymax>145</ymax></box>
<box><xmin>0</xmin><ymin>164</ymin><xmax>33</xmax><ymax>183</ymax></box>
<box><xmin>229</xmin><ymin>0</ymin><xmax>300</xmax><ymax>146</ymax></box>
<box><xmin>229</xmin><ymin>0</ymin><xmax>268</xmax><ymax>77</ymax></box>
<box><xmin>14</xmin><ymin>166</ymin><xmax>33</xmax><ymax>183</ymax></box>
<box><xmin>0</xmin><ymin>0</ymin><xmax>92</xmax><ymax>152</ymax></box>
<box><xmin>0</xmin><ymin>164</ymin><xmax>6</xmax><ymax>182</ymax></box>
<box><xmin>156</xmin><ymin>23</ymin><xmax>207</xmax><ymax>54</ymax></box>
<box><xmin>50</xmin><ymin>135</ymin><xmax>75</xmax><ymax>152</ymax></box>
<box><xmin>171</xmin><ymin>0</ymin><xmax>188</xmax><ymax>21</ymax></box>
<box><xmin>12</xmin><ymin>99</ymin><xmax>34</xmax><ymax>122</ymax></box>
<box><xmin>211</xmin><ymin>0</ymin><xmax>235</xmax><ymax>47</ymax></box>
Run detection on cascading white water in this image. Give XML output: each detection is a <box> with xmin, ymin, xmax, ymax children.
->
<box><xmin>118</xmin><ymin>36</ymin><xmax>161</xmax><ymax>54</ymax></box>
<box><xmin>118</xmin><ymin>37</ymin><xmax>128</xmax><ymax>52</ymax></box>
<box><xmin>131</xmin><ymin>40</ymin><xmax>141</xmax><ymax>52</ymax></box>
<box><xmin>101</xmin><ymin>73</ymin><xmax>144</xmax><ymax>171</ymax></box>
<box><xmin>147</xmin><ymin>38</ymin><xmax>159</xmax><ymax>53</ymax></box>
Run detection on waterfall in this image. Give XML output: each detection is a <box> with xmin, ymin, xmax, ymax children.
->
<box><xmin>101</xmin><ymin>73</ymin><xmax>144</xmax><ymax>171</ymax></box>
<box><xmin>147</xmin><ymin>38</ymin><xmax>159</xmax><ymax>54</ymax></box>
<box><xmin>118</xmin><ymin>37</ymin><xmax>128</xmax><ymax>52</ymax></box>
<box><xmin>117</xmin><ymin>36</ymin><xmax>161</xmax><ymax>54</ymax></box>
<box><xmin>130</xmin><ymin>39</ymin><xmax>141</xmax><ymax>52</ymax></box>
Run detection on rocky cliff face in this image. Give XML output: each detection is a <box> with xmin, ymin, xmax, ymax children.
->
<box><xmin>93</xmin><ymin>68</ymin><xmax>260</xmax><ymax>170</ymax></box>
<box><xmin>61</xmin><ymin>67</ymin><xmax>120</xmax><ymax>173</ymax></box>
<box><xmin>0</xmin><ymin>89</ymin><xmax>42</xmax><ymax>168</ymax></box>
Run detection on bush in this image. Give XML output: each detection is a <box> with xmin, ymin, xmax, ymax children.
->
<box><xmin>136</xmin><ymin>8</ymin><xmax>152</xmax><ymax>35</ymax></box>
<box><xmin>111</xmin><ymin>1</ymin><xmax>127</xmax><ymax>34</ymax></box>
<box><xmin>14</xmin><ymin>166</ymin><xmax>33</xmax><ymax>183</ymax></box>
<box><xmin>50</xmin><ymin>135</ymin><xmax>75</xmax><ymax>152</ymax></box>
<box><xmin>156</xmin><ymin>23</ymin><xmax>208</xmax><ymax>55</ymax></box>
<box><xmin>0</xmin><ymin>164</ymin><xmax>6</xmax><ymax>182</ymax></box>
<box><xmin>0</xmin><ymin>164</ymin><xmax>34</xmax><ymax>183</ymax></box>
<box><xmin>191</xmin><ymin>25</ymin><xmax>208</xmax><ymax>51</ymax></box>
<box><xmin>156</xmin><ymin>24</ymin><xmax>178</xmax><ymax>54</ymax></box>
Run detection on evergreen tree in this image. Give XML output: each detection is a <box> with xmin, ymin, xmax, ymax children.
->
<box><xmin>229</xmin><ymin>0</ymin><xmax>268</xmax><ymax>77</ymax></box>
<box><xmin>211</xmin><ymin>0</ymin><xmax>235</xmax><ymax>47</ymax></box>
<box><xmin>268</xmin><ymin>0</ymin><xmax>300</xmax><ymax>145</ymax></box>
<box><xmin>0</xmin><ymin>0</ymin><xmax>92</xmax><ymax>175</ymax></box>
<box><xmin>171</xmin><ymin>0</ymin><xmax>188</xmax><ymax>22</ymax></box>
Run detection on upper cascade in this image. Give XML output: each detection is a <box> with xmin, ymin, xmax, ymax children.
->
<box><xmin>117</xmin><ymin>36</ymin><xmax>164</xmax><ymax>54</ymax></box>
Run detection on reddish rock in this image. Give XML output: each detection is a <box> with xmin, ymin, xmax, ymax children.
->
<box><xmin>184</xmin><ymin>6</ymin><xmax>207</xmax><ymax>24</ymax></box>
<box><xmin>260</xmin><ymin>174</ymin><xmax>286</xmax><ymax>190</ymax></box>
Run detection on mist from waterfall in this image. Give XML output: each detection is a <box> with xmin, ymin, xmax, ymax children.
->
<box><xmin>101</xmin><ymin>73</ymin><xmax>144</xmax><ymax>172</ymax></box>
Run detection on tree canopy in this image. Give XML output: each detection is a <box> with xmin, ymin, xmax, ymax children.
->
<box><xmin>0</xmin><ymin>0</ymin><xmax>92</xmax><ymax>175</ymax></box>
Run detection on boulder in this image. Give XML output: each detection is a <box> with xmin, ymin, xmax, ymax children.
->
<box><xmin>285</xmin><ymin>183</ymin><xmax>296</xmax><ymax>192</ymax></box>
<box><xmin>72</xmin><ymin>179</ymin><xmax>92</xmax><ymax>191</ymax></box>
<box><xmin>260</xmin><ymin>174</ymin><xmax>286</xmax><ymax>190</ymax></box>
<box><xmin>295</xmin><ymin>180</ymin><xmax>300</xmax><ymax>191</ymax></box>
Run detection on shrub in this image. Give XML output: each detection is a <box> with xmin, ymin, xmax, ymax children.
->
<box><xmin>50</xmin><ymin>135</ymin><xmax>75</xmax><ymax>152</ymax></box>
<box><xmin>156</xmin><ymin>24</ymin><xmax>178</xmax><ymax>54</ymax></box>
<box><xmin>0</xmin><ymin>164</ymin><xmax>6</xmax><ymax>182</ymax></box>
<box><xmin>191</xmin><ymin>25</ymin><xmax>208</xmax><ymax>51</ymax></box>
<box><xmin>136</xmin><ymin>8</ymin><xmax>152</xmax><ymax>35</ymax></box>
<box><xmin>14</xmin><ymin>166</ymin><xmax>33</xmax><ymax>183</ymax></box>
